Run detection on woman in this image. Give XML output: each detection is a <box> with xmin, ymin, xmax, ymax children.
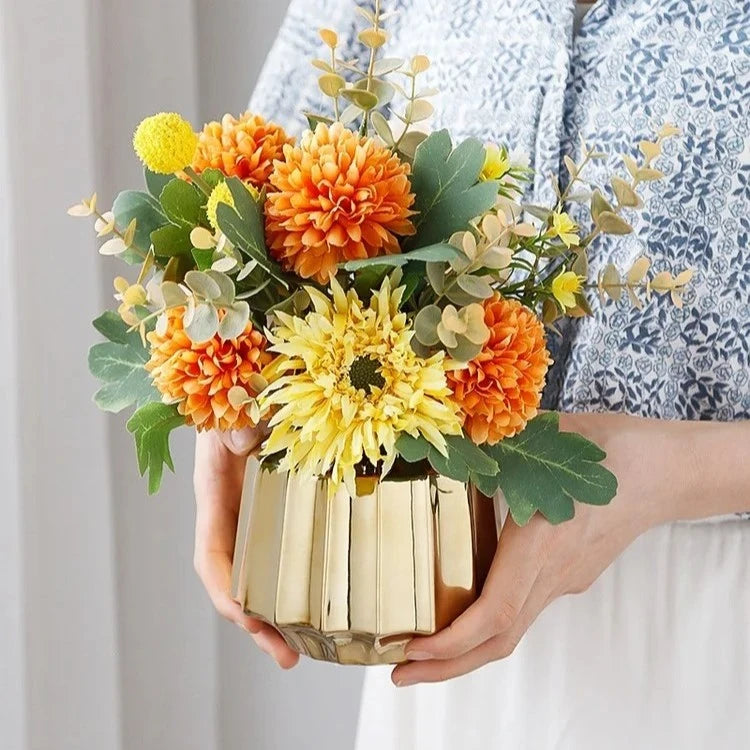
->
<box><xmin>192</xmin><ymin>0</ymin><xmax>750</xmax><ymax>747</ymax></box>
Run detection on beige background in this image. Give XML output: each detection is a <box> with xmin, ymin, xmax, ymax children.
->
<box><xmin>0</xmin><ymin>1</ymin><xmax>364</xmax><ymax>748</ymax></box>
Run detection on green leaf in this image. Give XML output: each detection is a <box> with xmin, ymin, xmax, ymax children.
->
<box><xmin>215</xmin><ymin>179</ymin><xmax>289</xmax><ymax>285</ymax></box>
<box><xmin>144</xmin><ymin>168</ymin><xmax>173</xmax><ymax>200</ymax></box>
<box><xmin>395</xmin><ymin>433</ymin><xmax>499</xmax><ymax>488</ymax></box>
<box><xmin>89</xmin><ymin>313</ymin><xmax>157</xmax><ymax>413</ymax></box>
<box><xmin>304</xmin><ymin>112</ymin><xmax>334</xmax><ymax>131</ymax></box>
<box><xmin>192</xmin><ymin>247</ymin><xmax>214</xmax><ymax>270</ymax></box>
<box><xmin>342</xmin><ymin>242</ymin><xmax>462</xmax><ymax>271</ymax></box>
<box><xmin>126</xmin><ymin>402</ymin><xmax>185</xmax><ymax>494</ymax></box>
<box><xmin>112</xmin><ymin>190</ymin><xmax>169</xmax><ymax>264</ymax></box>
<box><xmin>159</xmin><ymin>179</ymin><xmax>204</xmax><ymax>227</ymax></box>
<box><xmin>407</xmin><ymin>130</ymin><xmax>500</xmax><ymax>248</ymax></box>
<box><xmin>151</xmin><ymin>224</ymin><xmax>193</xmax><ymax>256</ymax></box>
<box><xmin>595</xmin><ymin>211</ymin><xmax>633</xmax><ymax>235</ymax></box>
<box><xmin>479</xmin><ymin>412</ymin><xmax>618</xmax><ymax>525</ymax></box>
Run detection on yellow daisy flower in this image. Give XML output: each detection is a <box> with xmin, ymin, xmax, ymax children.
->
<box><xmin>548</xmin><ymin>211</ymin><xmax>580</xmax><ymax>248</ymax></box>
<box><xmin>259</xmin><ymin>275</ymin><xmax>462</xmax><ymax>495</ymax></box>
<box><xmin>480</xmin><ymin>144</ymin><xmax>511</xmax><ymax>181</ymax></box>
<box><xmin>551</xmin><ymin>270</ymin><xmax>584</xmax><ymax>309</ymax></box>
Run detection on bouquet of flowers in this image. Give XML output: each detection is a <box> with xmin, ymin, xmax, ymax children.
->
<box><xmin>70</xmin><ymin>1</ymin><xmax>691</xmax><ymax>526</ymax></box>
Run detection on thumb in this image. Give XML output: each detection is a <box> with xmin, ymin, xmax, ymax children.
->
<box><xmin>220</xmin><ymin>424</ymin><xmax>269</xmax><ymax>457</ymax></box>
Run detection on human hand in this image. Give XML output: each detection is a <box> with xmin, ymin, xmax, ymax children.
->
<box><xmin>392</xmin><ymin>411</ymin><xmax>694</xmax><ymax>686</ymax></box>
<box><xmin>193</xmin><ymin>427</ymin><xmax>299</xmax><ymax>669</ymax></box>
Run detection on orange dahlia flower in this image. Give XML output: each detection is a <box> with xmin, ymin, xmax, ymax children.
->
<box><xmin>192</xmin><ymin>112</ymin><xmax>292</xmax><ymax>188</ymax></box>
<box><xmin>265</xmin><ymin>122</ymin><xmax>415</xmax><ymax>283</ymax></box>
<box><xmin>448</xmin><ymin>294</ymin><xmax>552</xmax><ymax>444</ymax></box>
<box><xmin>146</xmin><ymin>307</ymin><xmax>272</xmax><ymax>431</ymax></box>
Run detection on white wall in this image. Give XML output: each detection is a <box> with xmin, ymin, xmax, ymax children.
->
<box><xmin>0</xmin><ymin>1</ymin><xmax>363</xmax><ymax>749</ymax></box>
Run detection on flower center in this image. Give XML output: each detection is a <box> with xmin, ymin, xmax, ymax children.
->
<box><xmin>347</xmin><ymin>355</ymin><xmax>385</xmax><ymax>393</ymax></box>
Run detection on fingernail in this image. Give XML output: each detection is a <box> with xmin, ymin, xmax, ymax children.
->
<box><xmin>405</xmin><ymin>650</ymin><xmax>431</xmax><ymax>661</ymax></box>
<box><xmin>236</xmin><ymin>622</ymin><xmax>249</xmax><ymax>633</ymax></box>
<box><xmin>228</xmin><ymin>430</ymin><xmax>255</xmax><ymax>454</ymax></box>
<box><xmin>395</xmin><ymin>677</ymin><xmax>415</xmax><ymax>688</ymax></box>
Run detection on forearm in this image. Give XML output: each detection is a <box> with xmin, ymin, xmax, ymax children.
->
<box><xmin>560</xmin><ymin>411</ymin><xmax>750</xmax><ymax>526</ymax></box>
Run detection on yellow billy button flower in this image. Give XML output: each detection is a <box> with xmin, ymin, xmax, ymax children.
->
<box><xmin>551</xmin><ymin>270</ymin><xmax>584</xmax><ymax>310</ymax></box>
<box><xmin>205</xmin><ymin>180</ymin><xmax>259</xmax><ymax>231</ymax></box>
<box><xmin>548</xmin><ymin>211</ymin><xmax>580</xmax><ymax>248</ymax></box>
<box><xmin>480</xmin><ymin>144</ymin><xmax>511</xmax><ymax>181</ymax></box>
<box><xmin>132</xmin><ymin>112</ymin><xmax>198</xmax><ymax>174</ymax></box>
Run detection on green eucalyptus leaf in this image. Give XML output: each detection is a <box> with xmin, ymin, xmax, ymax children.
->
<box><xmin>611</xmin><ymin>177</ymin><xmax>642</xmax><ymax>208</ymax></box>
<box><xmin>185</xmin><ymin>302</ymin><xmax>219</xmax><ymax>343</ymax></box>
<box><xmin>112</xmin><ymin>190</ymin><xmax>168</xmax><ymax>264</ymax></box>
<box><xmin>589</xmin><ymin>189</ymin><xmax>613</xmax><ymax>224</ymax></box>
<box><xmin>456</xmin><ymin>274</ymin><xmax>494</xmax><ymax>299</ymax></box>
<box><xmin>340</xmin><ymin>87</ymin><xmax>379</xmax><ymax>110</ymax></box>
<box><xmin>426</xmin><ymin>260</ymin><xmax>446</xmax><ymax>293</ymax></box>
<box><xmin>408</xmin><ymin>130</ymin><xmax>499</xmax><ymax>248</ymax></box>
<box><xmin>370</xmin><ymin>110</ymin><xmax>394</xmax><ymax>145</ymax></box>
<box><xmin>596</xmin><ymin>211</ymin><xmax>633</xmax><ymax>235</ymax></box>
<box><xmin>478</xmin><ymin>412</ymin><xmax>618</xmax><ymax>525</ymax></box>
<box><xmin>184</xmin><ymin>270</ymin><xmax>221</xmax><ymax>300</ymax></box>
<box><xmin>126</xmin><ymin>402</ymin><xmax>185</xmax><ymax>495</ymax></box>
<box><xmin>447</xmin><ymin>334</ymin><xmax>483</xmax><ymax>362</ymax></box>
<box><xmin>218</xmin><ymin>301</ymin><xmax>250</xmax><ymax>340</ymax></box>
<box><xmin>414</xmin><ymin>305</ymin><xmax>442</xmax><ymax>346</ymax></box>
<box><xmin>305</xmin><ymin>112</ymin><xmax>335</xmax><ymax>130</ymax></box>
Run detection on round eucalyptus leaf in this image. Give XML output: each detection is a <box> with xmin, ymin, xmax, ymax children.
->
<box><xmin>405</xmin><ymin>99</ymin><xmax>434</xmax><ymax>123</ymax></box>
<box><xmin>184</xmin><ymin>270</ymin><xmax>222</xmax><ymax>300</ymax></box>
<box><xmin>218</xmin><ymin>301</ymin><xmax>250</xmax><ymax>340</ymax></box>
<box><xmin>340</xmin><ymin>88</ymin><xmax>379</xmax><ymax>111</ymax></box>
<box><xmin>448</xmin><ymin>334</ymin><xmax>483</xmax><ymax>363</ymax></box>
<box><xmin>185</xmin><ymin>302</ymin><xmax>219</xmax><ymax>343</ymax></box>
<box><xmin>318</xmin><ymin>73</ymin><xmax>346</xmax><ymax>98</ymax></box>
<box><xmin>414</xmin><ymin>305</ymin><xmax>442</xmax><ymax>346</ymax></box>
<box><xmin>205</xmin><ymin>269</ymin><xmax>236</xmax><ymax>305</ymax></box>
<box><xmin>456</xmin><ymin>274</ymin><xmax>494</xmax><ymax>299</ymax></box>
<box><xmin>161</xmin><ymin>280</ymin><xmax>187</xmax><ymax>308</ymax></box>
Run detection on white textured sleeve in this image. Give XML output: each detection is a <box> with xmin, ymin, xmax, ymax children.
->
<box><xmin>249</xmin><ymin>0</ymin><xmax>362</xmax><ymax>135</ymax></box>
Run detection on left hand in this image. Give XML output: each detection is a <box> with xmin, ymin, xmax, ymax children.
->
<box><xmin>392</xmin><ymin>411</ymin><xmax>692</xmax><ymax>687</ymax></box>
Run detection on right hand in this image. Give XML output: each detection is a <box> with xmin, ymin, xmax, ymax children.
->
<box><xmin>193</xmin><ymin>427</ymin><xmax>299</xmax><ymax>669</ymax></box>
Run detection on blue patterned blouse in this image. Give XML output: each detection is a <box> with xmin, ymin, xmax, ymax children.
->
<box><xmin>251</xmin><ymin>0</ymin><xmax>750</xmax><ymax>423</ymax></box>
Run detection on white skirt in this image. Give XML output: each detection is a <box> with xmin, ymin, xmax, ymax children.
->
<box><xmin>355</xmin><ymin>518</ymin><xmax>750</xmax><ymax>750</ymax></box>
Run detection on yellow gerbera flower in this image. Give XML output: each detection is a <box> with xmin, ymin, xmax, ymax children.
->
<box><xmin>551</xmin><ymin>270</ymin><xmax>584</xmax><ymax>309</ymax></box>
<box><xmin>259</xmin><ymin>275</ymin><xmax>462</xmax><ymax>495</ymax></box>
<box><xmin>132</xmin><ymin>112</ymin><xmax>198</xmax><ymax>174</ymax></box>
<box><xmin>548</xmin><ymin>211</ymin><xmax>580</xmax><ymax>248</ymax></box>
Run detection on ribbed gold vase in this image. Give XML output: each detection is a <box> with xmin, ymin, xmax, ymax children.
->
<box><xmin>231</xmin><ymin>464</ymin><xmax>498</xmax><ymax>665</ymax></box>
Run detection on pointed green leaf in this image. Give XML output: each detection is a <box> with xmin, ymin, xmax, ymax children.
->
<box><xmin>144</xmin><ymin>168</ymin><xmax>173</xmax><ymax>200</ymax></box>
<box><xmin>151</xmin><ymin>223</ymin><xmax>193</xmax><ymax>256</ymax></box>
<box><xmin>342</xmin><ymin>242</ymin><xmax>462</xmax><ymax>271</ymax></box>
<box><xmin>407</xmin><ymin>130</ymin><xmax>500</xmax><ymax>248</ymax></box>
<box><xmin>89</xmin><ymin>314</ymin><xmax>157</xmax><ymax>413</ymax></box>
<box><xmin>126</xmin><ymin>402</ymin><xmax>185</xmax><ymax>494</ymax></box>
<box><xmin>159</xmin><ymin>178</ymin><xmax>204</xmax><ymax>227</ymax></box>
<box><xmin>480</xmin><ymin>412</ymin><xmax>618</xmax><ymax>525</ymax></box>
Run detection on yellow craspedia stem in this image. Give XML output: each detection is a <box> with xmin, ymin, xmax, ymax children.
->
<box><xmin>132</xmin><ymin>112</ymin><xmax>198</xmax><ymax>174</ymax></box>
<box><xmin>551</xmin><ymin>270</ymin><xmax>584</xmax><ymax>309</ymax></box>
<box><xmin>206</xmin><ymin>180</ymin><xmax>259</xmax><ymax>231</ymax></box>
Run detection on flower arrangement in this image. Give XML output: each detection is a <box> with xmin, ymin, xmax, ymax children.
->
<box><xmin>71</xmin><ymin>2</ymin><xmax>691</xmax><ymax>524</ymax></box>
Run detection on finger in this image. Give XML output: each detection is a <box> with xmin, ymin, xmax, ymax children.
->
<box><xmin>252</xmin><ymin>625</ymin><xmax>300</xmax><ymax>670</ymax></box>
<box><xmin>405</xmin><ymin>514</ymin><xmax>549</xmax><ymax>661</ymax></box>
<box><xmin>218</xmin><ymin>424</ymin><xmax>269</xmax><ymax>457</ymax></box>
<box><xmin>393</xmin><ymin>582</ymin><xmax>553</xmax><ymax>686</ymax></box>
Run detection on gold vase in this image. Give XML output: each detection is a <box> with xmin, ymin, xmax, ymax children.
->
<box><xmin>231</xmin><ymin>463</ymin><xmax>498</xmax><ymax>665</ymax></box>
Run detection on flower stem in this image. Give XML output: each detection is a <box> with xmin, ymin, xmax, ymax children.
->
<box><xmin>183</xmin><ymin>166</ymin><xmax>212</xmax><ymax>197</ymax></box>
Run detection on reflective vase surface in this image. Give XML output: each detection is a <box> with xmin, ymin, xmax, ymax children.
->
<box><xmin>231</xmin><ymin>463</ymin><xmax>498</xmax><ymax>665</ymax></box>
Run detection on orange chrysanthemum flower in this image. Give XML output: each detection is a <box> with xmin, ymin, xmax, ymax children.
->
<box><xmin>448</xmin><ymin>294</ymin><xmax>552</xmax><ymax>444</ymax></box>
<box><xmin>192</xmin><ymin>112</ymin><xmax>292</xmax><ymax>188</ymax></box>
<box><xmin>264</xmin><ymin>122</ymin><xmax>415</xmax><ymax>283</ymax></box>
<box><xmin>146</xmin><ymin>307</ymin><xmax>272</xmax><ymax>431</ymax></box>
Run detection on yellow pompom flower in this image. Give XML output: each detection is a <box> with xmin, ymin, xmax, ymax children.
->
<box><xmin>551</xmin><ymin>271</ymin><xmax>584</xmax><ymax>309</ymax></box>
<box><xmin>259</xmin><ymin>275</ymin><xmax>462</xmax><ymax>495</ymax></box>
<box><xmin>132</xmin><ymin>113</ymin><xmax>198</xmax><ymax>174</ymax></box>
<box><xmin>205</xmin><ymin>180</ymin><xmax>259</xmax><ymax>231</ymax></box>
<box><xmin>548</xmin><ymin>211</ymin><xmax>580</xmax><ymax>248</ymax></box>
<box><xmin>480</xmin><ymin>144</ymin><xmax>511</xmax><ymax>181</ymax></box>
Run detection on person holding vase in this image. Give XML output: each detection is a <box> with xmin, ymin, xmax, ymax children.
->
<box><xmin>193</xmin><ymin>0</ymin><xmax>750</xmax><ymax>747</ymax></box>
